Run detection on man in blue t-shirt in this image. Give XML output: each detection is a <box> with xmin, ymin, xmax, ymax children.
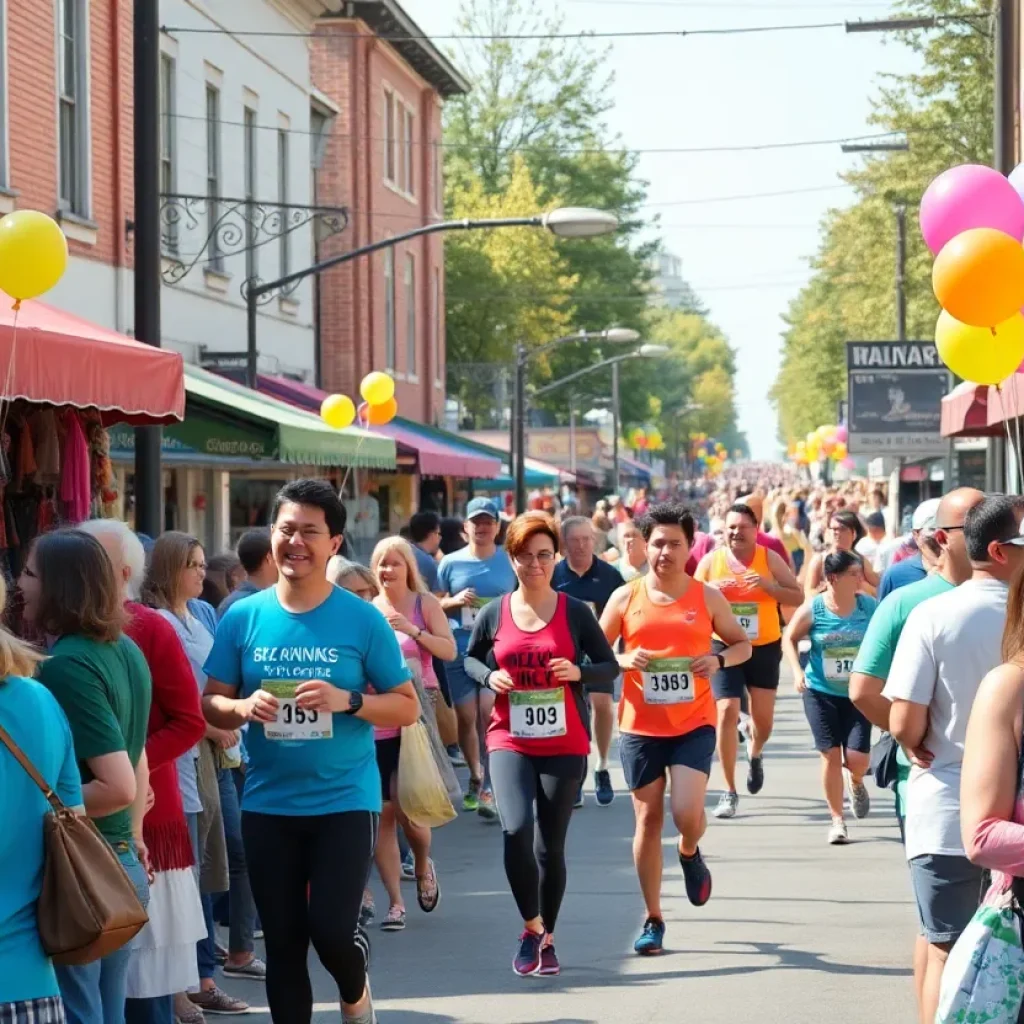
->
<box><xmin>436</xmin><ymin>497</ymin><xmax>517</xmax><ymax>821</ymax></box>
<box><xmin>203</xmin><ymin>479</ymin><xmax>416</xmax><ymax>1024</ymax></box>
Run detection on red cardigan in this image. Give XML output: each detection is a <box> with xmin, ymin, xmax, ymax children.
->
<box><xmin>126</xmin><ymin>601</ymin><xmax>206</xmax><ymax>872</ymax></box>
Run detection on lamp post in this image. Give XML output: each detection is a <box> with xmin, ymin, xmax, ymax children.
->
<box><xmin>245</xmin><ymin>207</ymin><xmax>619</xmax><ymax>390</ymax></box>
<box><xmin>532</xmin><ymin>344</ymin><xmax>670</xmax><ymax>501</ymax></box>
<box><xmin>513</xmin><ymin>327</ymin><xmax>641</xmax><ymax>512</ymax></box>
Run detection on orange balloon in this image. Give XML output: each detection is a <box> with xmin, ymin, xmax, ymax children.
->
<box><xmin>933</xmin><ymin>228</ymin><xmax>1024</xmax><ymax>327</ymax></box>
<box><xmin>364</xmin><ymin>397</ymin><xmax>398</xmax><ymax>426</ymax></box>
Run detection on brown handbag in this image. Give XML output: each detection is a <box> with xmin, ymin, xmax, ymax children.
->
<box><xmin>0</xmin><ymin>722</ymin><xmax>149</xmax><ymax>965</ymax></box>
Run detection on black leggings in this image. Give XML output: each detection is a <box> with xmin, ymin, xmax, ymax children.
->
<box><xmin>242</xmin><ymin>810</ymin><xmax>379</xmax><ymax>1017</ymax></box>
<box><xmin>489</xmin><ymin>750</ymin><xmax>586</xmax><ymax>934</ymax></box>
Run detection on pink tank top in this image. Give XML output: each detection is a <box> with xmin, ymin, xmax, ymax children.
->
<box><xmin>376</xmin><ymin>596</ymin><xmax>436</xmax><ymax>741</ymax></box>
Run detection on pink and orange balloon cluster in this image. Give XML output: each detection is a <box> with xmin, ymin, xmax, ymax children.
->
<box><xmin>923</xmin><ymin>164</ymin><xmax>1024</xmax><ymax>385</ymax></box>
<box><xmin>790</xmin><ymin>424</ymin><xmax>851</xmax><ymax>469</ymax></box>
<box><xmin>320</xmin><ymin>372</ymin><xmax>398</xmax><ymax>431</ymax></box>
<box><xmin>688</xmin><ymin>433</ymin><xmax>731</xmax><ymax>477</ymax></box>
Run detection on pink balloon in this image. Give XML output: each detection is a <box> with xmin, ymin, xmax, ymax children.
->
<box><xmin>920</xmin><ymin>164</ymin><xmax>1024</xmax><ymax>255</ymax></box>
<box><xmin>835</xmin><ymin>424</ymin><xmax>848</xmax><ymax>443</ymax></box>
<box><xmin>841</xmin><ymin>457</ymin><xmax>856</xmax><ymax>470</ymax></box>
<box><xmin>1017</xmin><ymin>358</ymin><xmax>1024</xmax><ymax>374</ymax></box>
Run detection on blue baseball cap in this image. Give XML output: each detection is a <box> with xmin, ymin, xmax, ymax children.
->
<box><xmin>466</xmin><ymin>497</ymin><xmax>500</xmax><ymax>521</ymax></box>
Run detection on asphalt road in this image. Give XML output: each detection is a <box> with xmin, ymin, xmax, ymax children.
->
<box><xmin>220</xmin><ymin>691</ymin><xmax>917</xmax><ymax>1023</ymax></box>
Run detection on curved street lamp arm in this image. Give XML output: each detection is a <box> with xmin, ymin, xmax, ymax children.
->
<box><xmin>532</xmin><ymin>353</ymin><xmax>634</xmax><ymax>397</ymax></box>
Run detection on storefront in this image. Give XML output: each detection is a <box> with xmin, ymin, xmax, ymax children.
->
<box><xmin>940</xmin><ymin>379</ymin><xmax>1009</xmax><ymax>492</ymax></box>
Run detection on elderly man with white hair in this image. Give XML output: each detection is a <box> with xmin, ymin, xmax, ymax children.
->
<box><xmin>79</xmin><ymin>519</ymin><xmax>209</xmax><ymax>1024</ymax></box>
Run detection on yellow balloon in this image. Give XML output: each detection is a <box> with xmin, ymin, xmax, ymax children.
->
<box><xmin>935</xmin><ymin>309</ymin><xmax>1024</xmax><ymax>385</ymax></box>
<box><xmin>320</xmin><ymin>393</ymin><xmax>356</xmax><ymax>430</ymax></box>
<box><xmin>360</xmin><ymin>371</ymin><xmax>395</xmax><ymax>406</ymax></box>
<box><xmin>832</xmin><ymin>442</ymin><xmax>848</xmax><ymax>461</ymax></box>
<box><xmin>0</xmin><ymin>210</ymin><xmax>68</xmax><ymax>302</ymax></box>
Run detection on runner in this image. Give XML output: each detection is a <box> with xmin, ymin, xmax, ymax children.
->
<box><xmin>614</xmin><ymin>520</ymin><xmax>649</xmax><ymax>582</ymax></box>
<box><xmin>436</xmin><ymin>497</ymin><xmax>517</xmax><ymax>822</ymax></box>
<box><xmin>463</xmin><ymin>513</ymin><xmax>617</xmax><ymax>976</ymax></box>
<box><xmin>695</xmin><ymin>502</ymin><xmax>803</xmax><ymax>818</ymax></box>
<box><xmin>804</xmin><ymin>510</ymin><xmax>880</xmax><ymax>599</ymax></box>
<box><xmin>781</xmin><ymin>550</ymin><xmax>876</xmax><ymax>845</ymax></box>
<box><xmin>202</xmin><ymin>479</ymin><xmax>419</xmax><ymax>1024</ymax></box>
<box><xmin>552</xmin><ymin>516</ymin><xmax>624</xmax><ymax>808</ymax></box>
<box><xmin>601</xmin><ymin>502</ymin><xmax>752</xmax><ymax>955</ymax></box>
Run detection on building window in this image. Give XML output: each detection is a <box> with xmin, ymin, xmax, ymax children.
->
<box><xmin>384</xmin><ymin>248</ymin><xmax>396</xmax><ymax>371</ymax></box>
<box><xmin>405</xmin><ymin>253</ymin><xmax>416</xmax><ymax>376</ymax></box>
<box><xmin>277</xmin><ymin>128</ymin><xmax>289</xmax><ymax>277</ymax></box>
<box><xmin>243</xmin><ymin>106</ymin><xmax>257</xmax><ymax>278</ymax></box>
<box><xmin>383</xmin><ymin>89</ymin><xmax>395</xmax><ymax>184</ymax></box>
<box><xmin>159</xmin><ymin>54</ymin><xmax>176</xmax><ymax>253</ymax></box>
<box><xmin>205</xmin><ymin>85</ymin><xmax>223</xmax><ymax>270</ymax></box>
<box><xmin>57</xmin><ymin>0</ymin><xmax>88</xmax><ymax>216</ymax></box>
<box><xmin>433</xmin><ymin>267</ymin><xmax>441</xmax><ymax>383</ymax></box>
<box><xmin>401</xmin><ymin>108</ymin><xmax>414</xmax><ymax>195</ymax></box>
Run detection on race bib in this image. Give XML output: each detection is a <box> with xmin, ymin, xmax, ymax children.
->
<box><xmin>731</xmin><ymin>602</ymin><xmax>759</xmax><ymax>640</ymax></box>
<box><xmin>823</xmin><ymin>646</ymin><xmax>858</xmax><ymax>685</ymax></box>
<box><xmin>262</xmin><ymin>681</ymin><xmax>334</xmax><ymax>741</ymax></box>
<box><xmin>461</xmin><ymin>596</ymin><xmax>495</xmax><ymax>629</ymax></box>
<box><xmin>509</xmin><ymin>688</ymin><xmax>567</xmax><ymax>739</ymax></box>
<box><xmin>642</xmin><ymin>658</ymin><xmax>694</xmax><ymax>705</ymax></box>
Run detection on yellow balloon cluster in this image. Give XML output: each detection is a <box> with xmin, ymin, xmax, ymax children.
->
<box><xmin>320</xmin><ymin>372</ymin><xmax>398</xmax><ymax>431</ymax></box>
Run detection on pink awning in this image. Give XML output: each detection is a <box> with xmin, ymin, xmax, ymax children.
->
<box><xmin>374</xmin><ymin>421</ymin><xmax>501</xmax><ymax>478</ymax></box>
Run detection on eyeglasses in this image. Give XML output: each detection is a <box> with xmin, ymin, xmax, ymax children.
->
<box><xmin>515</xmin><ymin>552</ymin><xmax>555</xmax><ymax>567</ymax></box>
<box><xmin>274</xmin><ymin>525</ymin><xmax>328</xmax><ymax>540</ymax></box>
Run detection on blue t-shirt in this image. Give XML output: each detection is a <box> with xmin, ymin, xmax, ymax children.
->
<box><xmin>551</xmin><ymin>557</ymin><xmax>624</xmax><ymax>616</ymax></box>
<box><xmin>877</xmin><ymin>553</ymin><xmax>926</xmax><ymax>601</ymax></box>
<box><xmin>0</xmin><ymin>676</ymin><xmax>82</xmax><ymax>1002</ymax></box>
<box><xmin>413</xmin><ymin>544</ymin><xmax>439</xmax><ymax>593</ymax></box>
<box><xmin>437</xmin><ymin>547</ymin><xmax>517</xmax><ymax>654</ymax></box>
<box><xmin>805</xmin><ymin>593</ymin><xmax>877</xmax><ymax>697</ymax></box>
<box><xmin>203</xmin><ymin>586</ymin><xmax>410</xmax><ymax>816</ymax></box>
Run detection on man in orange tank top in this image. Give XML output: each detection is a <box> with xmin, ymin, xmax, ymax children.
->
<box><xmin>695</xmin><ymin>503</ymin><xmax>803</xmax><ymax>819</ymax></box>
<box><xmin>602</xmin><ymin>503</ymin><xmax>751</xmax><ymax>956</ymax></box>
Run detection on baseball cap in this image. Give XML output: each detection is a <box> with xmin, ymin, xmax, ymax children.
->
<box><xmin>865</xmin><ymin>511</ymin><xmax>886</xmax><ymax>530</ymax></box>
<box><xmin>911</xmin><ymin>498</ymin><xmax>941</xmax><ymax>535</ymax></box>
<box><xmin>466</xmin><ymin>497</ymin><xmax>500</xmax><ymax>521</ymax></box>
<box><xmin>1002</xmin><ymin>518</ymin><xmax>1024</xmax><ymax>547</ymax></box>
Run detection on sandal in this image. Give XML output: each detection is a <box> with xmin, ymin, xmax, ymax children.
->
<box><xmin>416</xmin><ymin>858</ymin><xmax>440</xmax><ymax>913</ymax></box>
<box><xmin>380</xmin><ymin>905</ymin><xmax>406</xmax><ymax>931</ymax></box>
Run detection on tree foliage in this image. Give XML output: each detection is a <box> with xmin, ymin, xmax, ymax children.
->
<box><xmin>770</xmin><ymin>0</ymin><xmax>992</xmax><ymax>443</ymax></box>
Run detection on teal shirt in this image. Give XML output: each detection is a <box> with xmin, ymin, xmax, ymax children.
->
<box><xmin>852</xmin><ymin>572</ymin><xmax>956</xmax><ymax>813</ymax></box>
<box><xmin>806</xmin><ymin>593</ymin><xmax>876</xmax><ymax>697</ymax></box>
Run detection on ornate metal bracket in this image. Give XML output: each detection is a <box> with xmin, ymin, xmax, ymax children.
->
<box><xmin>157</xmin><ymin>194</ymin><xmax>350</xmax><ymax>286</ymax></box>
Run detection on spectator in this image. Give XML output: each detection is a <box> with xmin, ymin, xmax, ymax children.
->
<box><xmin>408</xmin><ymin>511</ymin><xmax>443</xmax><ymax>593</ymax></box>
<box><xmin>218</xmin><ymin>529</ymin><xmax>277</xmax><ymax>620</ymax></box>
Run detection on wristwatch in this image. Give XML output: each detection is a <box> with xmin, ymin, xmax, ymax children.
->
<box><xmin>345</xmin><ymin>692</ymin><xmax>364</xmax><ymax>716</ymax></box>
<box><xmin>715</xmin><ymin>653</ymin><xmax>726</xmax><ymax>671</ymax></box>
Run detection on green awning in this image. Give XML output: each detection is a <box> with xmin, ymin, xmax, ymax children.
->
<box><xmin>184</xmin><ymin>365</ymin><xmax>396</xmax><ymax>469</ymax></box>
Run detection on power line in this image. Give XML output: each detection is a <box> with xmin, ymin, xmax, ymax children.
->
<box><xmin>565</xmin><ymin>0</ymin><xmax>893</xmax><ymax>7</ymax></box>
<box><xmin>641</xmin><ymin>183</ymin><xmax>855</xmax><ymax>206</ymax></box>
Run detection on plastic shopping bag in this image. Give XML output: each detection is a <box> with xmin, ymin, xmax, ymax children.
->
<box><xmin>406</xmin><ymin>660</ymin><xmax>462</xmax><ymax>807</ymax></box>
<box><xmin>937</xmin><ymin>894</ymin><xmax>1024</xmax><ymax>1024</ymax></box>
<box><xmin>397</xmin><ymin>721</ymin><xmax>457</xmax><ymax>829</ymax></box>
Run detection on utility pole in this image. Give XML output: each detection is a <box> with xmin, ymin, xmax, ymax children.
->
<box><xmin>514</xmin><ymin>343</ymin><xmax>527</xmax><ymax>513</ymax></box>
<box><xmin>612</xmin><ymin>360</ymin><xmax>621</xmax><ymax>497</ymax></box>
<box><xmin>568</xmin><ymin>393</ymin><xmax>577</xmax><ymax>476</ymax></box>
<box><xmin>133</xmin><ymin>0</ymin><xmax>163</xmax><ymax>537</ymax></box>
<box><xmin>895</xmin><ymin>204</ymin><xmax>907</xmax><ymax>342</ymax></box>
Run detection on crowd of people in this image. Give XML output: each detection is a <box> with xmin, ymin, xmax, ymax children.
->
<box><xmin>4</xmin><ymin>465</ymin><xmax>1024</xmax><ymax>1023</ymax></box>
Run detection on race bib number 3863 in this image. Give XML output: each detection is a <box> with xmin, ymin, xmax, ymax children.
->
<box><xmin>509</xmin><ymin>688</ymin><xmax>567</xmax><ymax>739</ymax></box>
<box><xmin>262</xmin><ymin>681</ymin><xmax>334</xmax><ymax>741</ymax></box>
<box><xmin>642</xmin><ymin>658</ymin><xmax>694</xmax><ymax>705</ymax></box>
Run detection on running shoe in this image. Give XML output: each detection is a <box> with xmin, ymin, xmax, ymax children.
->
<box><xmin>678</xmin><ymin>845</ymin><xmax>712</xmax><ymax>906</ymax></box>
<box><xmin>359</xmin><ymin>893</ymin><xmax>376</xmax><ymax>927</ymax></box>
<box><xmin>380</xmin><ymin>905</ymin><xmax>406</xmax><ymax>932</ymax></box>
<box><xmin>175</xmin><ymin>1002</ymin><xmax>205</xmax><ymax>1024</ymax></box>
<box><xmin>221</xmin><ymin>956</ymin><xmax>267</xmax><ymax>980</ymax></box>
<box><xmin>401</xmin><ymin>851</ymin><xmax>416</xmax><ymax>880</ymax></box>
<box><xmin>633</xmin><ymin>916</ymin><xmax>665</xmax><ymax>956</ymax></box>
<box><xmin>478</xmin><ymin>788</ymin><xmax>499</xmax><ymax>821</ymax></box>
<box><xmin>595</xmin><ymin>769</ymin><xmax>614</xmax><ymax>807</ymax></box>
<box><xmin>537</xmin><ymin>943</ymin><xmax>561</xmax><ymax>976</ymax></box>
<box><xmin>713</xmin><ymin>791</ymin><xmax>738</xmax><ymax>819</ymax></box>
<box><xmin>187</xmin><ymin>988</ymin><xmax>249</xmax><ymax>1015</ymax></box>
<box><xmin>848</xmin><ymin>773</ymin><xmax>871</xmax><ymax>819</ymax></box>
<box><xmin>573</xmin><ymin>782</ymin><xmax>585</xmax><ymax>809</ymax></box>
<box><xmin>513</xmin><ymin>929</ymin><xmax>545</xmax><ymax>976</ymax></box>
<box><xmin>828</xmin><ymin>817</ymin><xmax>849</xmax><ymax>845</ymax></box>
<box><xmin>448</xmin><ymin>744</ymin><xmax>467</xmax><ymax>768</ymax></box>
<box><xmin>746</xmin><ymin>755</ymin><xmax>764</xmax><ymax>795</ymax></box>
<box><xmin>463</xmin><ymin>776</ymin><xmax>481</xmax><ymax>812</ymax></box>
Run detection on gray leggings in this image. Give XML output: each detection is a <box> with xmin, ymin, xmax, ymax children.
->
<box><xmin>489</xmin><ymin>750</ymin><xmax>586</xmax><ymax>933</ymax></box>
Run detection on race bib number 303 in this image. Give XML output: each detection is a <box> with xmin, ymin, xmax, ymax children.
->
<box><xmin>262</xmin><ymin>681</ymin><xmax>334</xmax><ymax>741</ymax></box>
<box><xmin>823</xmin><ymin>646</ymin><xmax>858</xmax><ymax>685</ymax></box>
<box><xmin>731</xmin><ymin>602</ymin><xmax>760</xmax><ymax>640</ymax></box>
<box><xmin>642</xmin><ymin>658</ymin><xmax>694</xmax><ymax>705</ymax></box>
<box><xmin>509</xmin><ymin>688</ymin><xmax>567</xmax><ymax>739</ymax></box>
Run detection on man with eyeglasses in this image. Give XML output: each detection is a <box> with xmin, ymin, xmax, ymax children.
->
<box><xmin>552</xmin><ymin>516</ymin><xmax>625</xmax><ymax>807</ymax></box>
<box><xmin>436</xmin><ymin>497</ymin><xmax>517</xmax><ymax>821</ymax></box>
<box><xmin>882</xmin><ymin>494</ymin><xmax>1024</xmax><ymax>1024</ymax></box>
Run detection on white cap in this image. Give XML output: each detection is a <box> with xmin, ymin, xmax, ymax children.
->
<box><xmin>912</xmin><ymin>498</ymin><xmax>942</xmax><ymax>535</ymax></box>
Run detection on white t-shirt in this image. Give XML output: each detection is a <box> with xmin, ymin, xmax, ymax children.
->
<box><xmin>883</xmin><ymin>577</ymin><xmax>1009</xmax><ymax>861</ymax></box>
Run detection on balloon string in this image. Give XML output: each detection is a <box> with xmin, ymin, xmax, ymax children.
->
<box><xmin>338</xmin><ymin>410</ymin><xmax>370</xmax><ymax>507</ymax></box>
<box><xmin>994</xmin><ymin>385</ymin><xmax>1020</xmax><ymax>492</ymax></box>
<box><xmin>0</xmin><ymin>302</ymin><xmax>21</xmax><ymax>446</ymax></box>
<box><xmin>1010</xmin><ymin>374</ymin><xmax>1024</xmax><ymax>492</ymax></box>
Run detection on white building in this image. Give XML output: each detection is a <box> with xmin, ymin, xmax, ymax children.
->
<box><xmin>650</xmin><ymin>250</ymin><xmax>699</xmax><ymax>312</ymax></box>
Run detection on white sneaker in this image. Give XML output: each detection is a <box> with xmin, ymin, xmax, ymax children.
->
<box><xmin>847</xmin><ymin>771</ymin><xmax>871</xmax><ymax>819</ymax></box>
<box><xmin>713</xmin><ymin>791</ymin><xmax>739</xmax><ymax>819</ymax></box>
<box><xmin>828</xmin><ymin>817</ymin><xmax>849</xmax><ymax>845</ymax></box>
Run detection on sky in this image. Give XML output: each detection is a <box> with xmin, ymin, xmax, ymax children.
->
<box><xmin>401</xmin><ymin>0</ymin><xmax>922</xmax><ymax>459</ymax></box>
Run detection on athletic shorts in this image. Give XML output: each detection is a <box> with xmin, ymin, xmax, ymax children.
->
<box><xmin>908</xmin><ymin>853</ymin><xmax>985</xmax><ymax>944</ymax></box>
<box><xmin>619</xmin><ymin>725</ymin><xmax>717</xmax><ymax>791</ymax></box>
<box><xmin>802</xmin><ymin>688</ymin><xmax>871</xmax><ymax>754</ymax></box>
<box><xmin>711</xmin><ymin>639</ymin><xmax>782</xmax><ymax>700</ymax></box>
<box><xmin>447</xmin><ymin>658</ymin><xmax>480</xmax><ymax>705</ymax></box>
<box><xmin>375</xmin><ymin>736</ymin><xmax>401</xmax><ymax>800</ymax></box>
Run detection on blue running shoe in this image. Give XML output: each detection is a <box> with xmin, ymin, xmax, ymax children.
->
<box><xmin>633</xmin><ymin>916</ymin><xmax>665</xmax><ymax>956</ymax></box>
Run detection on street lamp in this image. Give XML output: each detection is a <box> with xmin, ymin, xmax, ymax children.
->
<box><xmin>244</xmin><ymin>207</ymin><xmax>619</xmax><ymax>389</ymax></box>
<box><xmin>512</xmin><ymin>328</ymin><xmax>641</xmax><ymax>512</ymax></box>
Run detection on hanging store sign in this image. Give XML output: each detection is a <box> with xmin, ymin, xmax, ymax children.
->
<box><xmin>108</xmin><ymin>410</ymin><xmax>275</xmax><ymax>460</ymax></box>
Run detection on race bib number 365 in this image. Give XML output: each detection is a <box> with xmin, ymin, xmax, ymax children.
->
<box><xmin>731</xmin><ymin>602</ymin><xmax>759</xmax><ymax>640</ymax></box>
<box><xmin>262</xmin><ymin>681</ymin><xmax>334</xmax><ymax>741</ymax></box>
<box><xmin>509</xmin><ymin>688</ymin><xmax>567</xmax><ymax>739</ymax></box>
<box><xmin>642</xmin><ymin>658</ymin><xmax>694</xmax><ymax>705</ymax></box>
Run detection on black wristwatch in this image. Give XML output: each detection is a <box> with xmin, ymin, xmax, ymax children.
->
<box><xmin>345</xmin><ymin>691</ymin><xmax>364</xmax><ymax>716</ymax></box>
<box><xmin>715</xmin><ymin>653</ymin><xmax>726</xmax><ymax>671</ymax></box>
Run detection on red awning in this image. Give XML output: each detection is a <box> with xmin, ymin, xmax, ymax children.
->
<box><xmin>0</xmin><ymin>300</ymin><xmax>185</xmax><ymax>424</ymax></box>
<box><xmin>374</xmin><ymin>420</ymin><xmax>501</xmax><ymax>478</ymax></box>
<box><xmin>940</xmin><ymin>381</ymin><xmax>1001</xmax><ymax>438</ymax></box>
<box><xmin>987</xmin><ymin>376</ymin><xmax>1024</xmax><ymax>428</ymax></box>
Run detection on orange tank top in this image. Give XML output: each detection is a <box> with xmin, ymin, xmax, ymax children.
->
<box><xmin>703</xmin><ymin>545</ymin><xmax>781</xmax><ymax>647</ymax></box>
<box><xmin>619</xmin><ymin>576</ymin><xmax>716</xmax><ymax>738</ymax></box>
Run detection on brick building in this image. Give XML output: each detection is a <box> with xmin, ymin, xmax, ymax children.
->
<box><xmin>312</xmin><ymin>0</ymin><xmax>468</xmax><ymax>426</ymax></box>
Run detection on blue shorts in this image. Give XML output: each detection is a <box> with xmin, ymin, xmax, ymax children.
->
<box><xmin>908</xmin><ymin>854</ymin><xmax>984</xmax><ymax>944</ymax></box>
<box><xmin>802</xmin><ymin>688</ymin><xmax>871</xmax><ymax>754</ymax></box>
<box><xmin>447</xmin><ymin>659</ymin><xmax>481</xmax><ymax>705</ymax></box>
<box><xmin>619</xmin><ymin>726</ymin><xmax>717</xmax><ymax>791</ymax></box>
